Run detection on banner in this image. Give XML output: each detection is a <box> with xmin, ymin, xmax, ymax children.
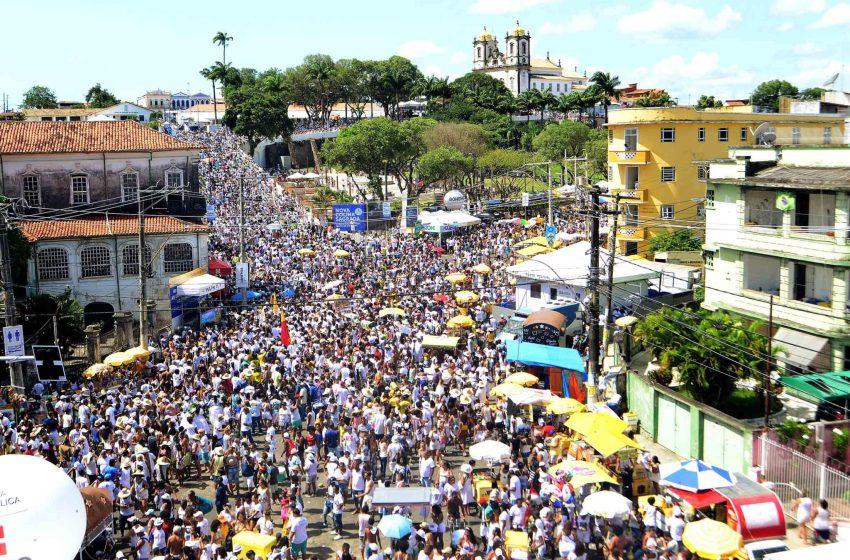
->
<box><xmin>235</xmin><ymin>262</ymin><xmax>250</xmax><ymax>289</ymax></box>
<box><xmin>333</xmin><ymin>204</ymin><xmax>366</xmax><ymax>231</ymax></box>
<box><xmin>405</xmin><ymin>206</ymin><xmax>419</xmax><ymax>228</ymax></box>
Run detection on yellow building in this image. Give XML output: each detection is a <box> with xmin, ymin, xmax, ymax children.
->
<box><xmin>605</xmin><ymin>107</ymin><xmax>846</xmax><ymax>256</ymax></box>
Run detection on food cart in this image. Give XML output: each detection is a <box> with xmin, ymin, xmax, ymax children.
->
<box><xmin>232</xmin><ymin>531</ymin><xmax>277</xmax><ymax>559</ymax></box>
<box><xmin>667</xmin><ymin>475</ymin><xmax>786</xmax><ymax>541</ymax></box>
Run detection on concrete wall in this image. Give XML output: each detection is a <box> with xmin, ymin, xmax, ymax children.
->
<box><xmin>627</xmin><ymin>372</ymin><xmax>754</xmax><ymax>473</ymax></box>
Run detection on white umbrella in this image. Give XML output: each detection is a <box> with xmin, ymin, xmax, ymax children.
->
<box><xmin>302</xmin><ymin>172</ymin><xmax>321</xmax><ymax>179</ymax></box>
<box><xmin>470</xmin><ymin>440</ymin><xmax>511</xmax><ymax>462</ymax></box>
<box><xmin>288</xmin><ymin>172</ymin><xmax>305</xmax><ymax>180</ymax></box>
<box><xmin>322</xmin><ymin>280</ymin><xmax>344</xmax><ymax>291</ymax></box>
<box><xmin>579</xmin><ymin>490</ymin><xmax>632</xmax><ymax>518</ymax></box>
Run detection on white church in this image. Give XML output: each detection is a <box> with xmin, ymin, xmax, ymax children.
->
<box><xmin>472</xmin><ymin>22</ymin><xmax>587</xmax><ymax>96</ymax></box>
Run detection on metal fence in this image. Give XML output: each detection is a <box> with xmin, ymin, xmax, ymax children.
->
<box><xmin>756</xmin><ymin>433</ymin><xmax>850</xmax><ymax>519</ymax></box>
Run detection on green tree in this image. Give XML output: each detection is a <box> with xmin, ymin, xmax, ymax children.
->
<box><xmin>390</xmin><ymin>117</ymin><xmax>437</xmax><ymax>197</ymax></box>
<box><xmin>199</xmin><ymin>66</ymin><xmax>221</xmax><ymax>123</ymax></box>
<box><xmin>751</xmin><ymin>79</ymin><xmax>799</xmax><ymax>112</ymax></box>
<box><xmin>633</xmin><ymin>92</ymin><xmax>676</xmax><ymax>107</ymax></box>
<box><xmin>213</xmin><ymin>32</ymin><xmax>233</xmax><ymax>64</ymax></box>
<box><xmin>422</xmin><ymin>122</ymin><xmax>489</xmax><ymax>156</ymax></box>
<box><xmin>515</xmin><ymin>91</ymin><xmax>537</xmax><ymax>123</ymax></box>
<box><xmin>589</xmin><ymin>71</ymin><xmax>621</xmax><ymax>121</ymax></box>
<box><xmin>336</xmin><ymin>58</ymin><xmax>372</xmax><ymax>120</ymax></box>
<box><xmin>647</xmin><ymin>229</ymin><xmax>703</xmax><ymax>253</ymax></box>
<box><xmin>366</xmin><ymin>56</ymin><xmax>422</xmax><ymax>121</ymax></box>
<box><xmin>19</xmin><ymin>287</ymin><xmax>84</xmax><ymax>355</ymax></box>
<box><xmin>800</xmin><ymin>87</ymin><xmax>825</xmax><ymax>101</ymax></box>
<box><xmin>584</xmin><ymin>137</ymin><xmax>608</xmax><ymax>182</ymax></box>
<box><xmin>695</xmin><ymin>95</ymin><xmax>723</xmax><ymax>109</ymax></box>
<box><xmin>449</xmin><ymin>72</ymin><xmax>513</xmax><ymax>113</ymax></box>
<box><xmin>477</xmin><ymin>149</ymin><xmax>536</xmax><ymax>199</ymax></box>
<box><xmin>533</xmin><ymin>120</ymin><xmax>590</xmax><ymax>185</ymax></box>
<box><xmin>417</xmin><ymin>146</ymin><xmax>472</xmax><ymax>190</ymax></box>
<box><xmin>84</xmin><ymin>83</ymin><xmax>119</xmax><ymax>108</ymax></box>
<box><xmin>284</xmin><ymin>54</ymin><xmax>340</xmax><ymax>126</ymax></box>
<box><xmin>223</xmin><ymin>81</ymin><xmax>292</xmax><ymax>156</ymax></box>
<box><xmin>21</xmin><ymin>85</ymin><xmax>58</xmax><ymax>109</ymax></box>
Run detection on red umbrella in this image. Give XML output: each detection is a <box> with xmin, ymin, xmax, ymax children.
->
<box><xmin>433</xmin><ymin>294</ymin><xmax>448</xmax><ymax>303</ymax></box>
<box><xmin>432</xmin><ymin>246</ymin><xmax>446</xmax><ymax>253</ymax></box>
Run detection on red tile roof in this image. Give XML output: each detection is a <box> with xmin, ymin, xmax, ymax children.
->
<box><xmin>20</xmin><ymin>215</ymin><xmax>208</xmax><ymax>242</ymax></box>
<box><xmin>0</xmin><ymin>121</ymin><xmax>203</xmax><ymax>155</ymax></box>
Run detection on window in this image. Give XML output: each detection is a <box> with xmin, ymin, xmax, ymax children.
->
<box><xmin>163</xmin><ymin>243</ymin><xmax>193</xmax><ymax>273</ymax></box>
<box><xmin>624</xmin><ymin>128</ymin><xmax>638</xmax><ymax>150</ymax></box>
<box><xmin>530</xmin><ymin>283</ymin><xmax>542</xmax><ymax>299</ymax></box>
<box><xmin>660</xmin><ymin>127</ymin><xmax>675</xmax><ymax>142</ymax></box>
<box><xmin>121</xmin><ymin>172</ymin><xmax>139</xmax><ymax>201</ymax></box>
<box><xmin>661</xmin><ymin>166</ymin><xmax>676</xmax><ymax>182</ymax></box>
<box><xmin>791</xmin><ymin>261</ymin><xmax>833</xmax><ymax>305</ymax></box>
<box><xmin>521</xmin><ymin>42</ymin><xmax>526</xmax><ymax>54</ymax></box>
<box><xmin>740</xmin><ymin>127</ymin><xmax>748</xmax><ymax>142</ymax></box>
<box><xmin>69</xmin><ymin>116</ymin><xmax>81</xmax><ymax>121</ymax></box>
<box><xmin>697</xmin><ymin>127</ymin><xmax>705</xmax><ymax>142</ymax></box>
<box><xmin>704</xmin><ymin>251</ymin><xmax>714</xmax><ymax>269</ymax></box>
<box><xmin>743</xmin><ymin>254</ymin><xmax>781</xmax><ymax>295</ymax></box>
<box><xmin>608</xmin><ymin>129</ymin><xmax>613</xmax><ymax>143</ymax></box>
<box><xmin>165</xmin><ymin>170</ymin><xmax>183</xmax><ymax>187</ymax></box>
<box><xmin>706</xmin><ymin>189</ymin><xmax>715</xmax><ymax>209</ymax></box>
<box><xmin>696</xmin><ymin>203</ymin><xmax>705</xmax><ymax>219</ymax></box>
<box><xmin>549</xmin><ymin>287</ymin><xmax>558</xmax><ymax>300</ymax></box>
<box><xmin>37</xmin><ymin>248</ymin><xmax>69</xmax><ymax>281</ymax></box>
<box><xmin>718</xmin><ymin>128</ymin><xmax>729</xmax><ymax>142</ymax></box>
<box><xmin>745</xmin><ymin>189</ymin><xmax>783</xmax><ymax>228</ymax></box>
<box><xmin>697</xmin><ymin>165</ymin><xmax>709</xmax><ymax>181</ymax></box>
<box><xmin>660</xmin><ymin>205</ymin><xmax>674</xmax><ymax>220</ymax></box>
<box><xmin>122</xmin><ymin>244</ymin><xmax>153</xmax><ymax>276</ymax></box>
<box><xmin>22</xmin><ymin>175</ymin><xmax>40</xmax><ymax>207</ymax></box>
<box><xmin>824</xmin><ymin>127</ymin><xmax>832</xmax><ymax>144</ymax></box>
<box><xmin>509</xmin><ymin>43</ymin><xmax>514</xmax><ymax>54</ymax></box>
<box><xmin>477</xmin><ymin>47</ymin><xmax>481</xmax><ymax>59</ymax></box>
<box><xmin>80</xmin><ymin>246</ymin><xmax>111</xmax><ymax>278</ymax></box>
<box><xmin>792</xmin><ymin>127</ymin><xmax>801</xmax><ymax>145</ymax></box>
<box><xmin>71</xmin><ymin>174</ymin><xmax>89</xmax><ymax>205</ymax></box>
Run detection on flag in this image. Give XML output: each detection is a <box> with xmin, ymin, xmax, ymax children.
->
<box><xmin>280</xmin><ymin>313</ymin><xmax>291</xmax><ymax>347</ymax></box>
<box><xmin>271</xmin><ymin>293</ymin><xmax>279</xmax><ymax>316</ymax></box>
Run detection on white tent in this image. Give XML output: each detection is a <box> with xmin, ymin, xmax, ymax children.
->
<box><xmin>418</xmin><ymin>210</ymin><xmax>481</xmax><ymax>229</ymax></box>
<box><xmin>174</xmin><ymin>274</ymin><xmax>226</xmax><ymax>297</ymax></box>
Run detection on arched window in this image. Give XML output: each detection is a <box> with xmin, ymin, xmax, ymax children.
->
<box><xmin>521</xmin><ymin>41</ymin><xmax>527</xmax><ymax>55</ymax></box>
<box><xmin>477</xmin><ymin>47</ymin><xmax>481</xmax><ymax>59</ymax></box>
<box><xmin>509</xmin><ymin>43</ymin><xmax>514</xmax><ymax>55</ymax></box>
<box><xmin>37</xmin><ymin>248</ymin><xmax>69</xmax><ymax>281</ymax></box>
<box><xmin>80</xmin><ymin>246</ymin><xmax>111</xmax><ymax>278</ymax></box>
<box><xmin>163</xmin><ymin>243</ymin><xmax>193</xmax><ymax>273</ymax></box>
<box><xmin>122</xmin><ymin>244</ymin><xmax>153</xmax><ymax>276</ymax></box>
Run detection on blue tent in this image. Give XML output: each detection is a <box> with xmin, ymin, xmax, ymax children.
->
<box><xmin>230</xmin><ymin>290</ymin><xmax>262</xmax><ymax>301</ymax></box>
<box><xmin>503</xmin><ymin>339</ymin><xmax>586</xmax><ymax>377</ymax></box>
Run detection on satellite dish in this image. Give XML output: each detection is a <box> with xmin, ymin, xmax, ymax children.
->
<box><xmin>753</xmin><ymin>122</ymin><xmax>770</xmax><ymax>138</ymax></box>
<box><xmin>753</xmin><ymin>123</ymin><xmax>776</xmax><ymax>146</ymax></box>
<box><xmin>761</xmin><ymin>130</ymin><xmax>777</xmax><ymax>145</ymax></box>
<box><xmin>823</xmin><ymin>73</ymin><xmax>839</xmax><ymax>88</ymax></box>
<box><xmin>0</xmin><ymin>454</ymin><xmax>87</xmax><ymax>559</ymax></box>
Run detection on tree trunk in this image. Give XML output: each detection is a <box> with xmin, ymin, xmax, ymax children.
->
<box><xmin>211</xmin><ymin>79</ymin><xmax>219</xmax><ymax>124</ymax></box>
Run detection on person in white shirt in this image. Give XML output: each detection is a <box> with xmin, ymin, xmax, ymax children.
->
<box><xmin>288</xmin><ymin>506</ymin><xmax>309</xmax><ymax>560</ymax></box>
<box><xmin>257</xmin><ymin>510</ymin><xmax>275</xmax><ymax>535</ymax></box>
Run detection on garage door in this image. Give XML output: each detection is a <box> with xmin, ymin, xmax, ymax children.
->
<box><xmin>702</xmin><ymin>417</ymin><xmax>745</xmax><ymax>473</ymax></box>
<box><xmin>656</xmin><ymin>395</ymin><xmax>691</xmax><ymax>457</ymax></box>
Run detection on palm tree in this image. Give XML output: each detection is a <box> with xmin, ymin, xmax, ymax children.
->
<box><xmin>555</xmin><ymin>93</ymin><xmax>578</xmax><ymax>120</ymax></box>
<box><xmin>212</xmin><ymin>32</ymin><xmax>233</xmax><ymax>90</ymax></box>
<box><xmin>589</xmin><ymin>71</ymin><xmax>621</xmax><ymax>122</ymax></box>
<box><xmin>199</xmin><ymin>67</ymin><xmax>219</xmax><ymax>123</ymax></box>
<box><xmin>537</xmin><ymin>90</ymin><xmax>557</xmax><ymax>123</ymax></box>
<box><xmin>515</xmin><ymin>90</ymin><xmax>537</xmax><ymax>123</ymax></box>
<box><xmin>210</xmin><ymin>61</ymin><xmax>233</xmax><ymax>103</ymax></box>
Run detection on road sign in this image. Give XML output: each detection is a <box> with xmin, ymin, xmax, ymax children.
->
<box><xmin>545</xmin><ymin>224</ymin><xmax>557</xmax><ymax>236</ymax></box>
<box><xmin>2</xmin><ymin>325</ymin><xmax>24</xmax><ymax>357</ymax></box>
<box><xmin>546</xmin><ymin>233</ymin><xmax>556</xmax><ymax>247</ymax></box>
<box><xmin>32</xmin><ymin>345</ymin><xmax>66</xmax><ymax>381</ymax></box>
<box><xmin>382</xmin><ymin>202</ymin><xmax>392</xmax><ymax>218</ymax></box>
<box><xmin>206</xmin><ymin>204</ymin><xmax>216</xmax><ymax>223</ymax></box>
<box><xmin>522</xmin><ymin>193</ymin><xmax>530</xmax><ymax>207</ymax></box>
<box><xmin>235</xmin><ymin>262</ymin><xmax>250</xmax><ymax>289</ymax></box>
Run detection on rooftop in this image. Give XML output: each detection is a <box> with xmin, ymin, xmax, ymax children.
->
<box><xmin>22</xmin><ymin>108</ymin><xmax>100</xmax><ymax>117</ymax></box>
<box><xmin>178</xmin><ymin>103</ymin><xmax>226</xmax><ymax>112</ymax></box>
<box><xmin>750</xmin><ymin>165</ymin><xmax>850</xmax><ymax>187</ymax></box>
<box><xmin>21</xmin><ymin>215</ymin><xmax>208</xmax><ymax>242</ymax></box>
<box><xmin>0</xmin><ymin>121</ymin><xmax>203</xmax><ymax>154</ymax></box>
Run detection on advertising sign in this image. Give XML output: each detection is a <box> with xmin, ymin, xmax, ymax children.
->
<box><xmin>405</xmin><ymin>206</ymin><xmax>419</xmax><ymax>228</ymax></box>
<box><xmin>235</xmin><ymin>262</ymin><xmax>250</xmax><ymax>289</ymax></box>
<box><xmin>382</xmin><ymin>201</ymin><xmax>391</xmax><ymax>218</ymax></box>
<box><xmin>333</xmin><ymin>204</ymin><xmax>366</xmax><ymax>231</ymax></box>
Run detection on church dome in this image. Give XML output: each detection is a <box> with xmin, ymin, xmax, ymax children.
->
<box><xmin>509</xmin><ymin>21</ymin><xmax>527</xmax><ymax>36</ymax></box>
<box><xmin>477</xmin><ymin>26</ymin><xmax>493</xmax><ymax>42</ymax></box>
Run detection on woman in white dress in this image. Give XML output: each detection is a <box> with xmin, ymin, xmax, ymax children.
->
<box><xmin>794</xmin><ymin>490</ymin><xmax>813</xmax><ymax>542</ymax></box>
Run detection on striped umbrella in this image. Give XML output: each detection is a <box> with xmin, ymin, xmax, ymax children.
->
<box><xmin>682</xmin><ymin>518</ymin><xmax>743</xmax><ymax>559</ymax></box>
<box><xmin>660</xmin><ymin>459</ymin><xmax>736</xmax><ymax>492</ymax></box>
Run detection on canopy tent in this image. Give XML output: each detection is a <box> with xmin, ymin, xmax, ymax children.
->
<box><xmin>772</xmin><ymin>327</ymin><xmax>831</xmax><ymax>371</ymax></box>
<box><xmin>503</xmin><ymin>339</ymin><xmax>585</xmax><ymax>375</ymax></box>
<box><xmin>372</xmin><ymin>487</ymin><xmax>431</xmax><ymax>508</ymax></box>
<box><xmin>418</xmin><ymin>210</ymin><xmax>481</xmax><ymax>231</ymax></box>
<box><xmin>421</xmin><ymin>335</ymin><xmax>460</xmax><ymax>349</ymax></box>
<box><xmin>173</xmin><ymin>274</ymin><xmax>226</xmax><ymax>297</ymax></box>
<box><xmin>779</xmin><ymin>371</ymin><xmax>850</xmax><ymax>401</ymax></box>
<box><xmin>207</xmin><ymin>258</ymin><xmax>232</xmax><ymax>276</ymax></box>
<box><xmin>514</xmin><ymin>235</ymin><xmax>564</xmax><ymax>250</ymax></box>
<box><xmin>516</xmin><ymin>244</ymin><xmax>553</xmax><ymax>257</ymax></box>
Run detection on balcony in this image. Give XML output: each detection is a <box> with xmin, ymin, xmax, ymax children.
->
<box><xmin>610</xmin><ymin>188</ymin><xmax>646</xmax><ymax>203</ymax></box>
<box><xmin>617</xmin><ymin>226</ymin><xmax>646</xmax><ymax>241</ymax></box>
<box><xmin>609</xmin><ymin>150</ymin><xmax>650</xmax><ymax>164</ymax></box>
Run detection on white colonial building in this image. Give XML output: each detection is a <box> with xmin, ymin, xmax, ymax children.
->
<box><xmin>23</xmin><ymin>102</ymin><xmax>154</xmax><ymax>123</ymax></box>
<box><xmin>472</xmin><ymin>22</ymin><xmax>587</xmax><ymax>95</ymax></box>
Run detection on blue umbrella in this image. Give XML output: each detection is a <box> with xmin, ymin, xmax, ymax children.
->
<box><xmin>230</xmin><ymin>290</ymin><xmax>262</xmax><ymax>302</ymax></box>
<box><xmin>282</xmin><ymin>287</ymin><xmax>296</xmax><ymax>299</ymax></box>
<box><xmin>377</xmin><ymin>514</ymin><xmax>413</xmax><ymax>539</ymax></box>
<box><xmin>451</xmin><ymin>529</ymin><xmax>465</xmax><ymax>546</ymax></box>
<box><xmin>659</xmin><ymin>459</ymin><xmax>736</xmax><ymax>492</ymax></box>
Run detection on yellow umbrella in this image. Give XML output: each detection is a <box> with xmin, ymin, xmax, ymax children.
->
<box><xmin>298</xmin><ymin>248</ymin><xmax>316</xmax><ymax>256</ymax></box>
<box><xmin>447</xmin><ymin>314</ymin><xmax>476</xmax><ymax>329</ymax></box>
<box><xmin>83</xmin><ymin>363</ymin><xmax>113</xmax><ymax>379</ymax></box>
<box><xmin>124</xmin><ymin>346</ymin><xmax>153</xmax><ymax>361</ymax></box>
<box><xmin>378</xmin><ymin>307</ymin><xmax>406</xmax><ymax>318</ymax></box>
<box><xmin>517</xmin><ymin>245</ymin><xmax>553</xmax><ymax>257</ymax></box>
<box><xmin>580</xmin><ymin>429</ymin><xmax>642</xmax><ymax>457</ymax></box>
<box><xmin>333</xmin><ymin>249</ymin><xmax>350</xmax><ymax>257</ymax></box>
<box><xmin>454</xmin><ymin>291</ymin><xmax>480</xmax><ymax>305</ymax></box>
<box><xmin>445</xmin><ymin>272</ymin><xmax>468</xmax><ymax>284</ymax></box>
<box><xmin>504</xmin><ymin>372</ymin><xmax>539</xmax><ymax>386</ymax></box>
<box><xmin>546</xmin><ymin>397</ymin><xmax>586</xmax><ymax>415</ymax></box>
<box><xmin>547</xmin><ymin>460</ymin><xmax>618</xmax><ymax>487</ymax></box>
<box><xmin>567</xmin><ymin>412</ymin><xmax>628</xmax><ymax>436</ymax></box>
<box><xmin>515</xmin><ymin>236</ymin><xmax>563</xmax><ymax>250</ymax></box>
<box><xmin>103</xmin><ymin>351</ymin><xmax>133</xmax><ymax>367</ymax></box>
<box><xmin>490</xmin><ymin>383</ymin><xmax>525</xmax><ymax>397</ymax></box>
<box><xmin>325</xmin><ymin>294</ymin><xmax>345</xmax><ymax>302</ymax></box>
<box><xmin>473</xmin><ymin>263</ymin><xmax>492</xmax><ymax>274</ymax></box>
<box><xmin>682</xmin><ymin>519</ymin><xmax>744</xmax><ymax>559</ymax></box>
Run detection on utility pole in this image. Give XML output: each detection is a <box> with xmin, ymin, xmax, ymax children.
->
<box><xmin>547</xmin><ymin>161</ymin><xmax>553</xmax><ymax>225</ymax></box>
<box><xmin>603</xmin><ymin>194</ymin><xmax>623</xmax><ymax>358</ymax></box>
<box><xmin>0</xmin><ymin>207</ymin><xmax>22</xmax><ymax>388</ymax></box>
<box><xmin>764</xmin><ymin>295</ymin><xmax>774</xmax><ymax>430</ymax></box>
<box><xmin>239</xmin><ymin>177</ymin><xmax>247</xmax><ymax>308</ymax></box>
<box><xmin>587</xmin><ymin>186</ymin><xmax>602</xmax><ymax>404</ymax></box>
<box><xmin>138</xmin><ymin>185</ymin><xmax>147</xmax><ymax>348</ymax></box>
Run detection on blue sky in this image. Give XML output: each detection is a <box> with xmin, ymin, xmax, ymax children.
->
<box><xmin>2</xmin><ymin>0</ymin><xmax>849</xmax><ymax>108</ymax></box>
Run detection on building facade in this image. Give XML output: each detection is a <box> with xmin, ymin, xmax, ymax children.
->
<box><xmin>137</xmin><ymin>90</ymin><xmax>172</xmax><ymax>110</ymax></box>
<box><xmin>23</xmin><ymin>103</ymin><xmax>153</xmax><ymax>123</ymax></box>
<box><xmin>606</xmin><ymin>107</ymin><xmax>847</xmax><ymax>256</ymax></box>
<box><xmin>703</xmin><ymin>146</ymin><xmax>850</xmax><ymax>374</ymax></box>
<box><xmin>472</xmin><ymin>23</ymin><xmax>586</xmax><ymax>95</ymax></box>
<box><xmin>0</xmin><ymin>121</ymin><xmax>204</xmax><ymax>216</ymax></box>
<box><xmin>171</xmin><ymin>92</ymin><xmax>212</xmax><ymax>110</ymax></box>
<box><xmin>21</xmin><ymin>216</ymin><xmax>209</xmax><ymax>326</ymax></box>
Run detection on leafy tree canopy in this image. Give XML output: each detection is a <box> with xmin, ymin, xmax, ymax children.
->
<box><xmin>751</xmin><ymin>79</ymin><xmax>799</xmax><ymax>111</ymax></box>
<box><xmin>532</xmin><ymin>120</ymin><xmax>591</xmax><ymax>161</ymax></box>
<box><xmin>695</xmin><ymin>95</ymin><xmax>723</xmax><ymax>109</ymax></box>
<box><xmin>223</xmin><ymin>80</ymin><xmax>292</xmax><ymax>156</ymax></box>
<box><xmin>422</xmin><ymin>122</ymin><xmax>489</xmax><ymax>156</ymax></box>
<box><xmin>647</xmin><ymin>229</ymin><xmax>703</xmax><ymax>253</ymax></box>
<box><xmin>633</xmin><ymin>92</ymin><xmax>676</xmax><ymax>107</ymax></box>
<box><xmin>800</xmin><ymin>87</ymin><xmax>825</xmax><ymax>101</ymax></box>
<box><xmin>21</xmin><ymin>85</ymin><xmax>58</xmax><ymax>109</ymax></box>
<box><xmin>417</xmin><ymin>146</ymin><xmax>472</xmax><ymax>188</ymax></box>
<box><xmin>84</xmin><ymin>83</ymin><xmax>119</xmax><ymax>108</ymax></box>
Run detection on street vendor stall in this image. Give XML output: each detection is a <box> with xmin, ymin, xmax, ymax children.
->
<box><xmin>503</xmin><ymin>339</ymin><xmax>585</xmax><ymax>397</ymax></box>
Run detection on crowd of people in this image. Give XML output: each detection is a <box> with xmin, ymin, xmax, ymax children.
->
<box><xmin>1</xmin><ymin>128</ymin><xmax>709</xmax><ymax>560</ymax></box>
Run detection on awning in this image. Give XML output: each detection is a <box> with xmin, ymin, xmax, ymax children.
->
<box><xmin>772</xmin><ymin>327</ymin><xmax>830</xmax><ymax>370</ymax></box>
<box><xmin>421</xmin><ymin>335</ymin><xmax>460</xmax><ymax>349</ymax></box>
<box><xmin>174</xmin><ymin>273</ymin><xmax>226</xmax><ymax>297</ymax></box>
<box><xmin>503</xmin><ymin>339</ymin><xmax>586</xmax><ymax>375</ymax></box>
<box><xmin>667</xmin><ymin>487</ymin><xmax>725</xmax><ymax>509</ymax></box>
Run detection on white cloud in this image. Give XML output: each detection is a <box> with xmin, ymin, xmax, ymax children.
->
<box><xmin>422</xmin><ymin>64</ymin><xmax>446</xmax><ymax>78</ymax></box>
<box><xmin>630</xmin><ymin>51</ymin><xmax>754</xmax><ymax>102</ymax></box>
<box><xmin>771</xmin><ymin>0</ymin><xmax>825</xmax><ymax>15</ymax></box>
<box><xmin>812</xmin><ymin>2</ymin><xmax>850</xmax><ymax>27</ymax></box>
<box><xmin>793</xmin><ymin>42</ymin><xmax>826</xmax><ymax>56</ymax></box>
<box><xmin>790</xmin><ymin>58</ymin><xmax>850</xmax><ymax>87</ymax></box>
<box><xmin>397</xmin><ymin>40</ymin><xmax>446</xmax><ymax>60</ymax></box>
<box><xmin>616</xmin><ymin>1</ymin><xmax>742</xmax><ymax>42</ymax></box>
<box><xmin>777</xmin><ymin>21</ymin><xmax>794</xmax><ymax>31</ymax></box>
<box><xmin>468</xmin><ymin>0</ymin><xmax>558</xmax><ymax>15</ymax></box>
<box><xmin>602</xmin><ymin>5</ymin><xmax>627</xmax><ymax>17</ymax></box>
<box><xmin>539</xmin><ymin>13</ymin><xmax>596</xmax><ymax>35</ymax></box>
<box><xmin>450</xmin><ymin>51</ymin><xmax>468</xmax><ymax>65</ymax></box>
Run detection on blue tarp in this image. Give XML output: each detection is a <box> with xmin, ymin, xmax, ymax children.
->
<box><xmin>504</xmin><ymin>339</ymin><xmax>586</xmax><ymax>376</ymax></box>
